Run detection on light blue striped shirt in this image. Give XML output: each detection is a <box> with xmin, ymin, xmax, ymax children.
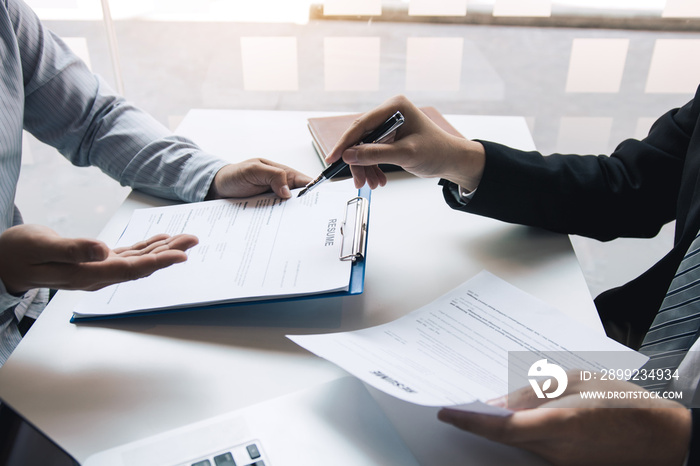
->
<box><xmin>0</xmin><ymin>0</ymin><xmax>228</xmax><ymax>364</ymax></box>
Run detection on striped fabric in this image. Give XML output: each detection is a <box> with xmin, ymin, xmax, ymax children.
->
<box><xmin>0</xmin><ymin>0</ymin><xmax>228</xmax><ymax>366</ymax></box>
<box><xmin>640</xmin><ymin>232</ymin><xmax>700</xmax><ymax>391</ymax></box>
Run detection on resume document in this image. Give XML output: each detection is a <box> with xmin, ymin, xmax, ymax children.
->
<box><xmin>289</xmin><ymin>271</ymin><xmax>647</xmax><ymax>410</ymax></box>
<box><xmin>73</xmin><ymin>180</ymin><xmax>360</xmax><ymax>319</ymax></box>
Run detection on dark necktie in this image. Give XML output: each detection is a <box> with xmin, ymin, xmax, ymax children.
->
<box><xmin>639</xmin><ymin>232</ymin><xmax>700</xmax><ymax>391</ymax></box>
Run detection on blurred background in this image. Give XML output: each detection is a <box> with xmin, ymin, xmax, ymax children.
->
<box><xmin>16</xmin><ymin>0</ymin><xmax>700</xmax><ymax>298</ymax></box>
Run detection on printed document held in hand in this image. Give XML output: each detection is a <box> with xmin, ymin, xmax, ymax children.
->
<box><xmin>288</xmin><ymin>271</ymin><xmax>648</xmax><ymax>412</ymax></box>
<box><xmin>72</xmin><ymin>179</ymin><xmax>364</xmax><ymax>320</ymax></box>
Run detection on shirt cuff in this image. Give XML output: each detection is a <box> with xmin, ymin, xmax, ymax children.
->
<box><xmin>459</xmin><ymin>185</ymin><xmax>477</xmax><ymax>202</ymax></box>
<box><xmin>440</xmin><ymin>179</ymin><xmax>477</xmax><ymax>206</ymax></box>
<box><xmin>0</xmin><ymin>278</ymin><xmax>24</xmax><ymax>313</ymax></box>
<box><xmin>178</xmin><ymin>152</ymin><xmax>228</xmax><ymax>202</ymax></box>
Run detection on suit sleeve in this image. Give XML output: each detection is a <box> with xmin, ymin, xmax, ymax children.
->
<box><xmin>442</xmin><ymin>93</ymin><xmax>700</xmax><ymax>242</ymax></box>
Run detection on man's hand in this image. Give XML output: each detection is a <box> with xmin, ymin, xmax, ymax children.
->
<box><xmin>0</xmin><ymin>224</ymin><xmax>199</xmax><ymax>295</ymax></box>
<box><xmin>437</xmin><ymin>373</ymin><xmax>691</xmax><ymax>466</ymax></box>
<box><xmin>207</xmin><ymin>158</ymin><xmax>312</xmax><ymax>200</ymax></box>
<box><xmin>325</xmin><ymin>95</ymin><xmax>486</xmax><ymax>190</ymax></box>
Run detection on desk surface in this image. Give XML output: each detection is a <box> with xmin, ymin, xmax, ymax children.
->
<box><xmin>0</xmin><ymin>110</ymin><xmax>599</xmax><ymax>465</ymax></box>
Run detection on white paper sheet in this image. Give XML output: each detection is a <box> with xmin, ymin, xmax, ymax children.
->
<box><xmin>73</xmin><ymin>180</ymin><xmax>360</xmax><ymax>318</ymax></box>
<box><xmin>289</xmin><ymin>271</ymin><xmax>647</xmax><ymax>407</ymax></box>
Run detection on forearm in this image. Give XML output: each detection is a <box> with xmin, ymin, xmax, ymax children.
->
<box><xmin>89</xmin><ymin>100</ymin><xmax>227</xmax><ymax>202</ymax></box>
<box><xmin>25</xmin><ymin>70</ymin><xmax>226</xmax><ymax>202</ymax></box>
<box><xmin>16</xmin><ymin>1</ymin><xmax>225</xmax><ymax>202</ymax></box>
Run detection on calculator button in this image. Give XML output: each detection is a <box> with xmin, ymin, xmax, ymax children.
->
<box><xmin>246</xmin><ymin>444</ymin><xmax>261</xmax><ymax>459</ymax></box>
<box><xmin>213</xmin><ymin>452</ymin><xmax>236</xmax><ymax>466</ymax></box>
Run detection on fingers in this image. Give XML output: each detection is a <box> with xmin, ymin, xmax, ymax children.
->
<box><xmin>342</xmin><ymin>142</ymin><xmax>406</xmax><ymax>168</ymax></box>
<box><xmin>83</xmin><ymin>250</ymin><xmax>190</xmax><ymax>290</ymax></box>
<box><xmin>437</xmin><ymin>408</ymin><xmax>522</xmax><ymax>443</ymax></box>
<box><xmin>158</xmin><ymin>234</ymin><xmax>199</xmax><ymax>252</ymax></box>
<box><xmin>253</xmin><ymin>159</ymin><xmax>313</xmax><ymax>197</ymax></box>
<box><xmin>39</xmin><ymin>234</ymin><xmax>199</xmax><ymax>290</ymax></box>
<box><xmin>259</xmin><ymin>158</ymin><xmax>312</xmax><ymax>189</ymax></box>
<box><xmin>29</xmin><ymin>234</ymin><xmax>199</xmax><ymax>291</ymax></box>
<box><xmin>113</xmin><ymin>234</ymin><xmax>199</xmax><ymax>256</ymax></box>
<box><xmin>341</xmin><ymin>136</ymin><xmax>405</xmax><ymax>189</ymax></box>
<box><xmin>0</xmin><ymin>225</ymin><xmax>199</xmax><ymax>292</ymax></box>
<box><xmin>440</xmin><ymin>403</ymin><xmax>692</xmax><ymax>466</ymax></box>
<box><xmin>326</xmin><ymin>95</ymin><xmax>458</xmax><ymax>189</ymax></box>
<box><xmin>437</xmin><ymin>406</ymin><xmax>565</xmax><ymax>446</ymax></box>
<box><xmin>499</xmin><ymin>382</ymin><xmax>553</xmax><ymax>411</ymax></box>
<box><xmin>349</xmin><ymin>165</ymin><xmax>367</xmax><ymax>189</ymax></box>
<box><xmin>210</xmin><ymin>159</ymin><xmax>312</xmax><ymax>199</ymax></box>
<box><xmin>370</xmin><ymin>165</ymin><xmax>388</xmax><ymax>188</ymax></box>
<box><xmin>326</xmin><ymin>95</ymin><xmax>416</xmax><ymax>164</ymax></box>
<box><xmin>254</xmin><ymin>160</ymin><xmax>311</xmax><ymax>198</ymax></box>
<box><xmin>38</xmin><ymin>250</ymin><xmax>191</xmax><ymax>291</ymax></box>
<box><xmin>112</xmin><ymin>234</ymin><xmax>170</xmax><ymax>256</ymax></box>
<box><xmin>249</xmin><ymin>162</ymin><xmax>295</xmax><ymax>199</ymax></box>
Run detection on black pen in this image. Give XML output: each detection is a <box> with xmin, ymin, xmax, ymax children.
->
<box><xmin>297</xmin><ymin>111</ymin><xmax>405</xmax><ymax>197</ymax></box>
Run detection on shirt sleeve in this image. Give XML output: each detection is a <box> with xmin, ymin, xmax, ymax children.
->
<box><xmin>11</xmin><ymin>0</ymin><xmax>227</xmax><ymax>202</ymax></box>
<box><xmin>0</xmin><ymin>278</ymin><xmax>23</xmax><ymax>314</ymax></box>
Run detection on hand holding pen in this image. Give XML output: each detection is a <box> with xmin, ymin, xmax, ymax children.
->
<box><xmin>323</xmin><ymin>95</ymin><xmax>486</xmax><ymax>192</ymax></box>
<box><xmin>298</xmin><ymin>111</ymin><xmax>404</xmax><ymax>197</ymax></box>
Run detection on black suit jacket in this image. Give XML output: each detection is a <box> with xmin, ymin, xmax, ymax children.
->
<box><xmin>441</xmin><ymin>84</ymin><xmax>700</xmax><ymax>462</ymax></box>
<box><xmin>445</xmin><ymin>86</ymin><xmax>700</xmax><ymax>345</ymax></box>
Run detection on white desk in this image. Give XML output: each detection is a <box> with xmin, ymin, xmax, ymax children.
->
<box><xmin>0</xmin><ymin>110</ymin><xmax>600</xmax><ymax>465</ymax></box>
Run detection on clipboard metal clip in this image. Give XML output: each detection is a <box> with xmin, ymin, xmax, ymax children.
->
<box><xmin>339</xmin><ymin>196</ymin><xmax>369</xmax><ymax>262</ymax></box>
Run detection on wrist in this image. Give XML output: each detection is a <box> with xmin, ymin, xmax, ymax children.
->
<box><xmin>441</xmin><ymin>139</ymin><xmax>485</xmax><ymax>193</ymax></box>
<box><xmin>205</xmin><ymin>182</ymin><xmax>220</xmax><ymax>201</ymax></box>
<box><xmin>205</xmin><ymin>165</ymin><xmax>229</xmax><ymax>200</ymax></box>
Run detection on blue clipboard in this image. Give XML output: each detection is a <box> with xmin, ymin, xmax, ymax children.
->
<box><xmin>70</xmin><ymin>185</ymin><xmax>370</xmax><ymax>323</ymax></box>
